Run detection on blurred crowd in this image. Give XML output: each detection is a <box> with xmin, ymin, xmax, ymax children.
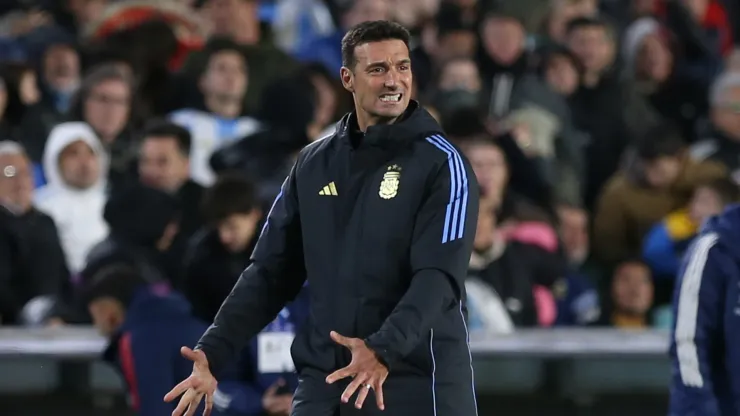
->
<box><xmin>1</xmin><ymin>0</ymin><xmax>740</xmax><ymax>337</ymax></box>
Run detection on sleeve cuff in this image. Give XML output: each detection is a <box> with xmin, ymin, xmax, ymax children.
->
<box><xmin>364</xmin><ymin>336</ymin><xmax>397</xmax><ymax>371</ymax></box>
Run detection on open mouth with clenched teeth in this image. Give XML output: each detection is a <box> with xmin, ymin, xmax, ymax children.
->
<box><xmin>379</xmin><ymin>93</ymin><xmax>402</xmax><ymax>103</ymax></box>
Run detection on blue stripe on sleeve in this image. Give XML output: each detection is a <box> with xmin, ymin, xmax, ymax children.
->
<box><xmin>425</xmin><ymin>135</ymin><xmax>469</xmax><ymax>243</ymax></box>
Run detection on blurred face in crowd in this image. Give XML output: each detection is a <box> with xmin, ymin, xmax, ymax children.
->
<box><xmin>67</xmin><ymin>0</ymin><xmax>107</xmax><ymax>25</ymax></box>
<box><xmin>545</xmin><ymin>54</ymin><xmax>580</xmax><ymax>95</ymax></box>
<box><xmin>689</xmin><ymin>186</ymin><xmax>725</xmax><ymax>224</ymax></box>
<box><xmin>711</xmin><ymin>86</ymin><xmax>740</xmax><ymax>140</ymax></box>
<box><xmin>636</xmin><ymin>35</ymin><xmax>673</xmax><ymax>82</ymax></box>
<box><xmin>438</xmin><ymin>59</ymin><xmax>481</xmax><ymax>92</ymax></box>
<box><xmin>682</xmin><ymin>0</ymin><xmax>708</xmax><ymax>21</ymax></box>
<box><xmin>474</xmin><ymin>206</ymin><xmax>496</xmax><ymax>252</ymax></box>
<box><xmin>19</xmin><ymin>70</ymin><xmax>40</xmax><ymax>106</ymax></box>
<box><xmin>436</xmin><ymin>30</ymin><xmax>477</xmax><ymax>62</ymax></box>
<box><xmin>462</xmin><ymin>140</ymin><xmax>508</xmax><ymax>206</ymax></box>
<box><xmin>88</xmin><ymin>297</ymin><xmax>124</xmax><ymax>337</ymax></box>
<box><xmin>0</xmin><ymin>152</ymin><xmax>33</xmax><ymax>214</ymax></box>
<box><xmin>342</xmin><ymin>0</ymin><xmax>389</xmax><ymax>30</ymax></box>
<box><xmin>139</xmin><ymin>136</ymin><xmax>190</xmax><ymax>193</ymax></box>
<box><xmin>59</xmin><ymin>140</ymin><xmax>100</xmax><ymax>190</ymax></box>
<box><xmin>632</xmin><ymin>0</ymin><xmax>657</xmax><ymax>17</ymax></box>
<box><xmin>611</xmin><ymin>261</ymin><xmax>653</xmax><ymax>316</ymax></box>
<box><xmin>557</xmin><ymin>206</ymin><xmax>589</xmax><ymax>265</ymax></box>
<box><xmin>43</xmin><ymin>44</ymin><xmax>80</xmax><ymax>93</ymax></box>
<box><xmin>643</xmin><ymin>155</ymin><xmax>682</xmax><ymax>189</ymax></box>
<box><xmin>200</xmin><ymin>50</ymin><xmax>248</xmax><ymax>103</ymax></box>
<box><xmin>341</xmin><ymin>40</ymin><xmax>412</xmax><ymax>128</ymax></box>
<box><xmin>567</xmin><ymin>25</ymin><xmax>615</xmax><ymax>74</ymax></box>
<box><xmin>202</xmin><ymin>0</ymin><xmax>257</xmax><ymax>38</ymax></box>
<box><xmin>84</xmin><ymin>79</ymin><xmax>130</xmax><ymax>142</ymax></box>
<box><xmin>548</xmin><ymin>0</ymin><xmax>599</xmax><ymax>42</ymax></box>
<box><xmin>481</xmin><ymin>17</ymin><xmax>526</xmax><ymax>66</ymax></box>
<box><xmin>218</xmin><ymin>211</ymin><xmax>261</xmax><ymax>253</ymax></box>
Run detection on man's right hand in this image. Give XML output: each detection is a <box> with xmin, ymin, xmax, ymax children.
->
<box><xmin>164</xmin><ymin>347</ymin><xmax>218</xmax><ymax>416</ymax></box>
<box><xmin>262</xmin><ymin>379</ymin><xmax>292</xmax><ymax>416</ymax></box>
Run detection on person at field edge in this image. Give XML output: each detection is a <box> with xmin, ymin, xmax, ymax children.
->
<box><xmin>164</xmin><ymin>20</ymin><xmax>479</xmax><ymax>416</ymax></box>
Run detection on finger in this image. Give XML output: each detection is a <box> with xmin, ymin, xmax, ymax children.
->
<box><xmin>203</xmin><ymin>393</ymin><xmax>213</xmax><ymax>416</ymax></box>
<box><xmin>374</xmin><ymin>380</ymin><xmax>386</xmax><ymax>411</ymax></box>
<box><xmin>329</xmin><ymin>331</ymin><xmax>352</xmax><ymax>347</ymax></box>
<box><xmin>172</xmin><ymin>389</ymin><xmax>195</xmax><ymax>416</ymax></box>
<box><xmin>164</xmin><ymin>378</ymin><xmax>192</xmax><ymax>402</ymax></box>
<box><xmin>184</xmin><ymin>393</ymin><xmax>203</xmax><ymax>416</ymax></box>
<box><xmin>326</xmin><ymin>365</ymin><xmax>356</xmax><ymax>384</ymax></box>
<box><xmin>354</xmin><ymin>382</ymin><xmax>370</xmax><ymax>409</ymax></box>
<box><xmin>180</xmin><ymin>346</ymin><xmax>198</xmax><ymax>361</ymax></box>
<box><xmin>341</xmin><ymin>373</ymin><xmax>368</xmax><ymax>403</ymax></box>
<box><xmin>265</xmin><ymin>380</ymin><xmax>281</xmax><ymax>396</ymax></box>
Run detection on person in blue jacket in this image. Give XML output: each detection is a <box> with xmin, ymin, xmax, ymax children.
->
<box><xmin>213</xmin><ymin>293</ymin><xmax>308</xmax><ymax>416</ymax></box>
<box><xmin>83</xmin><ymin>264</ymin><xmax>208</xmax><ymax>416</ymax></box>
<box><xmin>670</xmin><ymin>204</ymin><xmax>740</xmax><ymax>415</ymax></box>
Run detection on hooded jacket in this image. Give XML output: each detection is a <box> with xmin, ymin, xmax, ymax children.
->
<box><xmin>670</xmin><ymin>204</ymin><xmax>740</xmax><ymax>415</ymax></box>
<box><xmin>196</xmin><ymin>101</ymin><xmax>479</xmax><ymax>415</ymax></box>
<box><xmin>34</xmin><ymin>122</ymin><xmax>109</xmax><ymax>273</ymax></box>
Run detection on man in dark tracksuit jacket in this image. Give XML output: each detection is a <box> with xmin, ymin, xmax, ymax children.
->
<box><xmin>670</xmin><ymin>204</ymin><xmax>740</xmax><ymax>415</ymax></box>
<box><xmin>179</xmin><ymin>21</ymin><xmax>480</xmax><ymax>416</ymax></box>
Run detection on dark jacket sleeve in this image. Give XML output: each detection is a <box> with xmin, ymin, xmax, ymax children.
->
<box><xmin>366</xmin><ymin>152</ymin><xmax>479</xmax><ymax>368</ymax></box>
<box><xmin>669</xmin><ymin>233</ymin><xmax>724</xmax><ymax>416</ymax></box>
<box><xmin>196</xmin><ymin>164</ymin><xmax>306</xmax><ymax>376</ymax></box>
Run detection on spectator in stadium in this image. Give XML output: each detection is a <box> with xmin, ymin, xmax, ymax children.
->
<box><xmin>510</xmin><ymin>45</ymin><xmax>587</xmax><ymax>204</ymax></box>
<box><xmin>209</xmin><ymin>74</ymin><xmax>318</xmax><ymax>203</ymax></box>
<box><xmin>642</xmin><ymin>177</ymin><xmax>739</xmax><ymax>302</ymax></box>
<box><xmin>553</xmin><ymin>204</ymin><xmax>602</xmax><ymax>326</ymax></box>
<box><xmin>183</xmin><ymin>174</ymin><xmax>262</xmax><ymax>323</ymax></box>
<box><xmin>477</xmin><ymin>13</ymin><xmax>530</xmax><ymax>119</ymax></box>
<box><xmin>467</xmin><ymin>203</ymin><xmax>564</xmax><ymax>328</ymax></box>
<box><xmin>84</xmin><ymin>264</ymin><xmax>208</xmax><ymax>416</ymax></box>
<box><xmin>411</xmin><ymin>1</ymin><xmax>478</xmax><ymax>93</ymax></box>
<box><xmin>34</xmin><ymin>122</ymin><xmax>108</xmax><ymax>274</ymax></box>
<box><xmin>428</xmin><ymin>57</ymin><xmax>482</xmax><ymax>118</ymax></box>
<box><xmin>18</xmin><ymin>37</ymin><xmax>80</xmax><ymax>163</ymax></box>
<box><xmin>295</xmin><ymin>0</ymin><xmax>390</xmax><ymax>76</ymax></box>
<box><xmin>0</xmin><ymin>76</ymin><xmax>12</xmax><ymax>141</ymax></box>
<box><xmin>170</xmin><ymin>41</ymin><xmax>260</xmax><ymax>186</ymax></box>
<box><xmin>67</xmin><ymin>63</ymin><xmax>137</xmax><ymax>189</ymax></box>
<box><xmin>83</xmin><ymin>183</ymin><xmax>181</xmax><ymax>286</ymax></box>
<box><xmin>565</xmin><ymin>17</ymin><xmax>655</xmax><ymax>209</ymax></box>
<box><xmin>593</xmin><ymin>123</ymin><xmax>727</xmax><ymax>267</ymax></box>
<box><xmin>0</xmin><ymin>141</ymin><xmax>68</xmax><ymax>325</ymax></box>
<box><xmin>138</xmin><ymin>120</ymin><xmax>204</xmax><ymax>243</ymax></box>
<box><xmin>691</xmin><ymin>71</ymin><xmax>740</xmax><ymax>180</ymax></box>
<box><xmin>601</xmin><ymin>258</ymin><xmax>656</xmax><ymax>328</ymax></box>
<box><xmin>184</xmin><ymin>0</ymin><xmax>298</xmax><ymax>113</ymax></box>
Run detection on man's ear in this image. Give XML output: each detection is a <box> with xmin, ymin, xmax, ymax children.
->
<box><xmin>340</xmin><ymin>67</ymin><xmax>354</xmax><ymax>93</ymax></box>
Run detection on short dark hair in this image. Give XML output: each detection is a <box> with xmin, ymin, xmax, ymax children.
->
<box><xmin>142</xmin><ymin>119</ymin><xmax>191</xmax><ymax>157</ymax></box>
<box><xmin>341</xmin><ymin>20</ymin><xmax>411</xmax><ymax>69</ymax></box>
<box><xmin>82</xmin><ymin>264</ymin><xmax>147</xmax><ymax>308</ymax></box>
<box><xmin>202</xmin><ymin>173</ymin><xmax>259</xmax><ymax>223</ymax></box>
<box><xmin>695</xmin><ymin>177</ymin><xmax>740</xmax><ymax>205</ymax></box>
<box><xmin>565</xmin><ymin>17</ymin><xmax>615</xmax><ymax>40</ymax></box>
<box><xmin>635</xmin><ymin>123</ymin><xmax>685</xmax><ymax>161</ymax></box>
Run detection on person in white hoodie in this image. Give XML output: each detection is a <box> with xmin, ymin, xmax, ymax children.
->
<box><xmin>35</xmin><ymin>122</ymin><xmax>109</xmax><ymax>274</ymax></box>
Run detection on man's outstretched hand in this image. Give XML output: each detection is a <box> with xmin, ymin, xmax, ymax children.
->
<box><xmin>164</xmin><ymin>347</ymin><xmax>218</xmax><ymax>416</ymax></box>
<box><xmin>325</xmin><ymin>331</ymin><xmax>389</xmax><ymax>410</ymax></box>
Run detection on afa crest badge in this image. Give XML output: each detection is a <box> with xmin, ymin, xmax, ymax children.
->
<box><xmin>379</xmin><ymin>165</ymin><xmax>401</xmax><ymax>199</ymax></box>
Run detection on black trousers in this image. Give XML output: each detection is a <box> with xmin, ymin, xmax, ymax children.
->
<box><xmin>291</xmin><ymin>368</ymin><xmax>478</xmax><ymax>416</ymax></box>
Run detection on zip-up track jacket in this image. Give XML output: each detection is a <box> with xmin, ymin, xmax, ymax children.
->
<box><xmin>197</xmin><ymin>101</ymin><xmax>479</xmax><ymax>412</ymax></box>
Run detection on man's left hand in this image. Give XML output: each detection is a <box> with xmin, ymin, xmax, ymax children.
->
<box><xmin>326</xmin><ymin>331</ymin><xmax>388</xmax><ymax>410</ymax></box>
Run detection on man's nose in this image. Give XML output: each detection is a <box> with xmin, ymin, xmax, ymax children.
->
<box><xmin>384</xmin><ymin>70</ymin><xmax>399</xmax><ymax>89</ymax></box>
